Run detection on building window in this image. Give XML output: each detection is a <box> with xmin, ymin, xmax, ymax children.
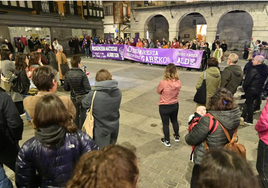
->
<box><xmin>27</xmin><ymin>1</ymin><xmax>33</xmax><ymax>8</ymax></box>
<box><xmin>69</xmin><ymin>0</ymin><xmax>74</xmax><ymax>15</ymax></box>
<box><xmin>53</xmin><ymin>2</ymin><xmax>58</xmax><ymax>13</ymax></box>
<box><xmin>104</xmin><ymin>5</ymin><xmax>113</xmax><ymax>16</ymax></box>
<box><xmin>93</xmin><ymin>9</ymin><xmax>96</xmax><ymax>16</ymax></box>
<box><xmin>123</xmin><ymin>6</ymin><xmax>127</xmax><ymax>17</ymax></box>
<box><xmin>83</xmin><ymin>1</ymin><xmax>87</xmax><ymax>6</ymax></box>
<box><xmin>41</xmin><ymin>1</ymin><xmax>50</xmax><ymax>12</ymax></box>
<box><xmin>2</xmin><ymin>1</ymin><xmax>8</xmax><ymax>5</ymax></box>
<box><xmin>19</xmin><ymin>1</ymin><xmax>26</xmax><ymax>7</ymax></box>
<box><xmin>99</xmin><ymin>1</ymin><xmax>103</xmax><ymax>7</ymax></box>
<box><xmin>97</xmin><ymin>10</ymin><xmax>99</xmax><ymax>17</ymax></box>
<box><xmin>89</xmin><ymin>9</ymin><xmax>92</xmax><ymax>16</ymax></box>
<box><xmin>100</xmin><ymin>10</ymin><xmax>103</xmax><ymax>17</ymax></box>
<box><xmin>10</xmin><ymin>1</ymin><xmax>17</xmax><ymax>6</ymax></box>
<box><xmin>83</xmin><ymin>9</ymin><xmax>87</xmax><ymax>16</ymax></box>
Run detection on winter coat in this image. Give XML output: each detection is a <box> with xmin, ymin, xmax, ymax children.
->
<box><xmin>243</xmin><ymin>63</ymin><xmax>268</xmax><ymax>95</ymax></box>
<box><xmin>171</xmin><ymin>42</ymin><xmax>179</xmax><ymax>49</ymax></box>
<box><xmin>82</xmin><ymin>80</ymin><xmax>122</xmax><ymax>135</ymax></box>
<box><xmin>0</xmin><ymin>166</ymin><xmax>13</xmax><ymax>188</ymax></box>
<box><xmin>196</xmin><ymin>67</ymin><xmax>221</xmax><ymax>108</ymax></box>
<box><xmin>56</xmin><ymin>51</ymin><xmax>68</xmax><ymax>80</ymax></box>
<box><xmin>24</xmin><ymin>91</ymin><xmax>76</xmax><ymax>120</ymax></box>
<box><xmin>255</xmin><ymin>98</ymin><xmax>268</xmax><ymax>145</ymax></box>
<box><xmin>15</xmin><ymin>129</ymin><xmax>98</xmax><ymax>188</ymax></box>
<box><xmin>213</xmin><ymin>48</ymin><xmax>223</xmax><ymax>63</ymax></box>
<box><xmin>221</xmin><ymin>65</ymin><xmax>243</xmax><ymax>94</ymax></box>
<box><xmin>157</xmin><ymin>79</ymin><xmax>181</xmax><ymax>105</ymax></box>
<box><xmin>220</xmin><ymin>43</ymin><xmax>227</xmax><ymax>52</ymax></box>
<box><xmin>64</xmin><ymin>68</ymin><xmax>91</xmax><ymax>97</ymax></box>
<box><xmin>185</xmin><ymin>108</ymin><xmax>241</xmax><ymax>165</ymax></box>
<box><xmin>46</xmin><ymin>51</ymin><xmax>58</xmax><ymax>71</ymax></box>
<box><xmin>148</xmin><ymin>41</ymin><xmax>155</xmax><ymax>48</ymax></box>
<box><xmin>84</xmin><ymin>41</ymin><xmax>90</xmax><ymax>49</ymax></box>
<box><xmin>0</xmin><ymin>88</ymin><xmax>23</xmax><ymax>149</ymax></box>
<box><xmin>136</xmin><ymin>41</ymin><xmax>143</xmax><ymax>48</ymax></box>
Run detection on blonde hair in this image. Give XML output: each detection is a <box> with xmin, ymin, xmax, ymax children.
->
<box><xmin>164</xmin><ymin>63</ymin><xmax>179</xmax><ymax>80</ymax></box>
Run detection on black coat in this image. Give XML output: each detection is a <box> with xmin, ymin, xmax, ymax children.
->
<box><xmin>46</xmin><ymin>51</ymin><xmax>58</xmax><ymax>71</ymax></box>
<box><xmin>15</xmin><ymin>69</ymin><xmax>30</xmax><ymax>95</ymax></box>
<box><xmin>64</xmin><ymin>68</ymin><xmax>91</xmax><ymax>97</ymax></box>
<box><xmin>0</xmin><ymin>88</ymin><xmax>23</xmax><ymax>149</ymax></box>
<box><xmin>220</xmin><ymin>43</ymin><xmax>228</xmax><ymax>52</ymax></box>
<box><xmin>243</xmin><ymin>63</ymin><xmax>268</xmax><ymax>95</ymax></box>
<box><xmin>28</xmin><ymin>39</ymin><xmax>34</xmax><ymax>49</ymax></box>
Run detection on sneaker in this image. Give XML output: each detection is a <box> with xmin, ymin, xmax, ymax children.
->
<box><xmin>245</xmin><ymin>121</ymin><xmax>253</xmax><ymax>126</ymax></box>
<box><xmin>161</xmin><ymin>138</ymin><xmax>171</xmax><ymax>147</ymax></box>
<box><xmin>174</xmin><ymin>135</ymin><xmax>180</xmax><ymax>142</ymax></box>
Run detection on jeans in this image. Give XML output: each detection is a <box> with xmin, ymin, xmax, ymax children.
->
<box><xmin>257</xmin><ymin>139</ymin><xmax>268</xmax><ymax>188</ymax></box>
<box><xmin>159</xmin><ymin>103</ymin><xmax>179</xmax><ymax>141</ymax></box>
<box><xmin>71</xmin><ymin>98</ymin><xmax>87</xmax><ymax>129</ymax></box>
<box><xmin>191</xmin><ymin>164</ymin><xmax>200</xmax><ymax>188</ymax></box>
<box><xmin>241</xmin><ymin>91</ymin><xmax>259</xmax><ymax>123</ymax></box>
<box><xmin>21</xmin><ymin>94</ymin><xmax>31</xmax><ymax>121</ymax></box>
<box><xmin>85</xmin><ymin>48</ymin><xmax>90</xmax><ymax>57</ymax></box>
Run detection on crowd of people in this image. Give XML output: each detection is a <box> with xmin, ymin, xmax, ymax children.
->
<box><xmin>0</xmin><ymin>34</ymin><xmax>268</xmax><ymax>188</ymax></box>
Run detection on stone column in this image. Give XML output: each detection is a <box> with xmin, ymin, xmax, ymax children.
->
<box><xmin>206</xmin><ymin>26</ymin><xmax>217</xmax><ymax>45</ymax></box>
<box><xmin>169</xmin><ymin>28</ymin><xmax>178</xmax><ymax>41</ymax></box>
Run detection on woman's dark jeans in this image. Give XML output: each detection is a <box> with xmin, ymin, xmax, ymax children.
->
<box><xmin>257</xmin><ymin>139</ymin><xmax>268</xmax><ymax>188</ymax></box>
<box><xmin>159</xmin><ymin>103</ymin><xmax>179</xmax><ymax>141</ymax></box>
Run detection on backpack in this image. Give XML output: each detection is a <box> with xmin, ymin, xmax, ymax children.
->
<box><xmin>11</xmin><ymin>71</ymin><xmax>25</xmax><ymax>93</ymax></box>
<box><xmin>204</xmin><ymin>114</ymin><xmax>246</xmax><ymax>159</ymax></box>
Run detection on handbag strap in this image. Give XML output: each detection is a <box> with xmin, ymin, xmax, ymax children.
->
<box><xmin>90</xmin><ymin>91</ymin><xmax>97</xmax><ymax>115</ymax></box>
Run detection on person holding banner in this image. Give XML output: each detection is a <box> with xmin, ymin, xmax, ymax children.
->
<box><xmin>171</xmin><ymin>38</ymin><xmax>179</xmax><ymax>49</ymax></box>
<box><xmin>157</xmin><ymin>63</ymin><xmax>181</xmax><ymax>147</ymax></box>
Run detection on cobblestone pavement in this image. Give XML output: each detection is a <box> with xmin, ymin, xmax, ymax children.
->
<box><xmin>6</xmin><ymin>57</ymin><xmax>263</xmax><ymax>188</ymax></box>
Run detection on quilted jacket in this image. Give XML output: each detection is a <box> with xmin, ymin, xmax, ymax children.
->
<box><xmin>255</xmin><ymin>98</ymin><xmax>268</xmax><ymax>145</ymax></box>
<box><xmin>185</xmin><ymin>108</ymin><xmax>240</xmax><ymax>165</ymax></box>
<box><xmin>15</xmin><ymin>130</ymin><xmax>98</xmax><ymax>188</ymax></box>
<box><xmin>64</xmin><ymin>68</ymin><xmax>91</xmax><ymax>97</ymax></box>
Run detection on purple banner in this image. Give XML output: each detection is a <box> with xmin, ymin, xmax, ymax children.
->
<box><xmin>124</xmin><ymin>46</ymin><xmax>203</xmax><ymax>68</ymax></box>
<box><xmin>91</xmin><ymin>44</ymin><xmax>124</xmax><ymax>60</ymax></box>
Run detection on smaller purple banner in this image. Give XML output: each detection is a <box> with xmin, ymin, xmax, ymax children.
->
<box><xmin>91</xmin><ymin>44</ymin><xmax>124</xmax><ymax>60</ymax></box>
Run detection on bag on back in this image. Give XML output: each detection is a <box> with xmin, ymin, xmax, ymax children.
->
<box><xmin>204</xmin><ymin>114</ymin><xmax>246</xmax><ymax>159</ymax></box>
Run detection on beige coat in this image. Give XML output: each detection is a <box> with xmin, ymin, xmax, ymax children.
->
<box><xmin>56</xmin><ymin>51</ymin><xmax>68</xmax><ymax>80</ymax></box>
<box><xmin>24</xmin><ymin>91</ymin><xmax>76</xmax><ymax>121</ymax></box>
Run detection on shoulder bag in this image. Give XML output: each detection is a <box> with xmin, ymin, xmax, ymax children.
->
<box><xmin>82</xmin><ymin>91</ymin><xmax>97</xmax><ymax>138</ymax></box>
<box><xmin>194</xmin><ymin>71</ymin><xmax>206</xmax><ymax>104</ymax></box>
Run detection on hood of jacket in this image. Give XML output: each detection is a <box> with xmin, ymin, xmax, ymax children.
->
<box><xmin>94</xmin><ymin>80</ymin><xmax>118</xmax><ymax>91</ymax></box>
<box><xmin>255</xmin><ymin>63</ymin><xmax>268</xmax><ymax>77</ymax></box>
<box><xmin>35</xmin><ymin>125</ymin><xmax>66</xmax><ymax>148</ymax></box>
<box><xmin>208</xmin><ymin>108</ymin><xmax>240</xmax><ymax>130</ymax></box>
<box><xmin>226</xmin><ymin>65</ymin><xmax>243</xmax><ymax>77</ymax></box>
<box><xmin>206</xmin><ymin>67</ymin><xmax>220</xmax><ymax>78</ymax></box>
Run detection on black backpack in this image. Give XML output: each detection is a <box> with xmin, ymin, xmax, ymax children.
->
<box><xmin>11</xmin><ymin>71</ymin><xmax>26</xmax><ymax>94</ymax></box>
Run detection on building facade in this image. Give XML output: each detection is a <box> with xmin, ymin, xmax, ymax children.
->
<box><xmin>103</xmin><ymin>1</ymin><xmax>130</xmax><ymax>40</ymax></box>
<box><xmin>0</xmin><ymin>0</ymin><xmax>104</xmax><ymax>53</ymax></box>
<box><xmin>130</xmin><ymin>1</ymin><xmax>268</xmax><ymax>50</ymax></box>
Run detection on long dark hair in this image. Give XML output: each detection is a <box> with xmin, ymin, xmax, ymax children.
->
<box><xmin>15</xmin><ymin>53</ymin><xmax>27</xmax><ymax>70</ymax></box>
<box><xmin>33</xmin><ymin>94</ymin><xmax>77</xmax><ymax>133</ymax></box>
<box><xmin>28</xmin><ymin>52</ymin><xmax>41</xmax><ymax>67</ymax></box>
<box><xmin>44</xmin><ymin>44</ymin><xmax>52</xmax><ymax>54</ymax></box>
<box><xmin>198</xmin><ymin>149</ymin><xmax>261</xmax><ymax>188</ymax></box>
<box><xmin>208</xmin><ymin>88</ymin><xmax>235</xmax><ymax>111</ymax></box>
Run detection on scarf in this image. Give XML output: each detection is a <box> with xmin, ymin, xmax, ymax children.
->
<box><xmin>215</xmin><ymin>49</ymin><xmax>219</xmax><ymax>58</ymax></box>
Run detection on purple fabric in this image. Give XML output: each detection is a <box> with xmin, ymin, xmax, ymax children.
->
<box><xmin>124</xmin><ymin>46</ymin><xmax>203</xmax><ymax>68</ymax></box>
<box><xmin>134</xmin><ymin>33</ymin><xmax>139</xmax><ymax>43</ymax></box>
<box><xmin>82</xmin><ymin>36</ymin><xmax>86</xmax><ymax>48</ymax></box>
<box><xmin>107</xmin><ymin>33</ymin><xmax>111</xmax><ymax>43</ymax></box>
<box><xmin>91</xmin><ymin>44</ymin><xmax>124</xmax><ymax>60</ymax></box>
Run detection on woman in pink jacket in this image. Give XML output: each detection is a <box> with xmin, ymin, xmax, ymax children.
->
<box><xmin>255</xmin><ymin>98</ymin><xmax>268</xmax><ymax>188</ymax></box>
<box><xmin>157</xmin><ymin>63</ymin><xmax>181</xmax><ymax>147</ymax></box>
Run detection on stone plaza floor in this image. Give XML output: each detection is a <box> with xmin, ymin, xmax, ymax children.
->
<box><xmin>6</xmin><ymin>57</ymin><xmax>264</xmax><ymax>188</ymax></box>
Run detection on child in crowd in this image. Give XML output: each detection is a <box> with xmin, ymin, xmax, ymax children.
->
<box><xmin>188</xmin><ymin>106</ymin><xmax>207</xmax><ymax>161</ymax></box>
